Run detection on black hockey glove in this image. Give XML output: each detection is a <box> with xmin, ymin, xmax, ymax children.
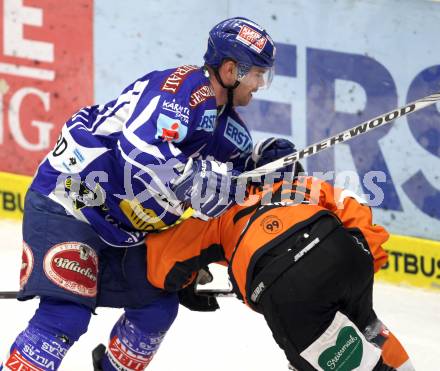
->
<box><xmin>178</xmin><ymin>268</ymin><xmax>220</xmax><ymax>312</ymax></box>
<box><xmin>244</xmin><ymin>137</ymin><xmax>304</xmax><ymax>185</ymax></box>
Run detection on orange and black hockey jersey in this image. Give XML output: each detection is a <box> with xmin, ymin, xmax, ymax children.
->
<box><xmin>146</xmin><ymin>176</ymin><xmax>389</xmax><ymax>307</ymax></box>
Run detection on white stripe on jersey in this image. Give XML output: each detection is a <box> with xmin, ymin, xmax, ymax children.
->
<box><xmin>127</xmin><ymin>80</ymin><xmax>150</xmax><ymax>118</ymax></box>
<box><xmin>72</xmin><ymin>111</ymin><xmax>89</xmax><ymax>122</ymax></box>
<box><xmin>94</xmin><ymin>111</ymin><xmax>128</xmax><ymax>136</ymax></box>
<box><xmin>48</xmin><ymin>191</ymin><xmax>89</xmax><ymax>224</ymax></box>
<box><xmin>47</xmin><ymin>125</ymin><xmax>109</xmax><ymax>173</ymax></box>
<box><xmin>122</xmin><ymin>95</ymin><xmax>166</xmax><ymax>160</ymax></box>
<box><xmin>91</xmin><ymin>80</ymin><xmax>149</xmax><ymax>133</ymax></box>
<box><xmin>124</xmin><ymin>90</ymin><xmax>158</xmax><ymax>133</ymax></box>
<box><xmin>168</xmin><ymin>141</ymin><xmax>183</xmax><ymax>157</ymax></box>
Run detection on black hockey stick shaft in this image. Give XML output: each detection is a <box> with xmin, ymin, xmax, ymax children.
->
<box><xmin>195</xmin><ymin>287</ymin><xmax>237</xmax><ymax>298</ymax></box>
<box><xmin>0</xmin><ymin>287</ymin><xmax>230</xmax><ymax>300</ymax></box>
<box><xmin>0</xmin><ymin>291</ymin><xmax>18</xmax><ymax>299</ymax></box>
<box><xmin>237</xmin><ymin>91</ymin><xmax>440</xmax><ymax>179</ymax></box>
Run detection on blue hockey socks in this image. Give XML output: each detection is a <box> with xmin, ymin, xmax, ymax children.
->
<box><xmin>101</xmin><ymin>293</ymin><xmax>178</xmax><ymax>370</ymax></box>
<box><xmin>1</xmin><ymin>297</ymin><xmax>91</xmax><ymax>370</ymax></box>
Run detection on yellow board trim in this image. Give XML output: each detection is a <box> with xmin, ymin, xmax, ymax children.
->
<box><xmin>377</xmin><ymin>234</ymin><xmax>440</xmax><ymax>292</ymax></box>
<box><xmin>0</xmin><ymin>171</ymin><xmax>32</xmax><ymax>220</ymax></box>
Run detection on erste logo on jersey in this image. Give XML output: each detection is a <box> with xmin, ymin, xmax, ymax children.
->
<box><xmin>236</xmin><ymin>25</ymin><xmax>267</xmax><ymax>54</ymax></box>
<box><xmin>196</xmin><ymin>109</ymin><xmax>217</xmax><ymax>133</ymax></box>
<box><xmin>161</xmin><ymin>65</ymin><xmax>199</xmax><ymax>94</ymax></box>
<box><xmin>43</xmin><ymin>242</ymin><xmax>98</xmax><ymax>297</ymax></box>
<box><xmin>20</xmin><ymin>242</ymin><xmax>34</xmax><ymax>289</ymax></box>
<box><xmin>224</xmin><ymin>117</ymin><xmax>252</xmax><ymax>152</ymax></box>
<box><xmin>156</xmin><ymin>113</ymin><xmax>188</xmax><ymax>143</ymax></box>
<box><xmin>189</xmin><ymin>85</ymin><xmax>215</xmax><ymax>108</ymax></box>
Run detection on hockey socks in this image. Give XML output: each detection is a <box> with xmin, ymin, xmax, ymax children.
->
<box><xmin>381</xmin><ymin>332</ymin><xmax>415</xmax><ymax>371</ymax></box>
<box><xmin>101</xmin><ymin>315</ymin><xmax>165</xmax><ymax>370</ymax></box>
<box><xmin>2</xmin><ymin>324</ymin><xmax>71</xmax><ymax>371</ymax></box>
<box><xmin>364</xmin><ymin>319</ymin><xmax>415</xmax><ymax>371</ymax></box>
<box><xmin>101</xmin><ymin>294</ymin><xmax>178</xmax><ymax>371</ymax></box>
<box><xmin>1</xmin><ymin>297</ymin><xmax>91</xmax><ymax>370</ymax></box>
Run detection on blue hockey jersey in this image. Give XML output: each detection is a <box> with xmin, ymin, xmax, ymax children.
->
<box><xmin>30</xmin><ymin>65</ymin><xmax>253</xmax><ymax>247</ymax></box>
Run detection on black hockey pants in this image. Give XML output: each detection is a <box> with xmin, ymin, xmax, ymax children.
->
<box><xmin>252</xmin><ymin>216</ymin><xmax>384</xmax><ymax>370</ymax></box>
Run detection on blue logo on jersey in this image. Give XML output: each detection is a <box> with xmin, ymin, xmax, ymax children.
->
<box><xmin>224</xmin><ymin>118</ymin><xmax>252</xmax><ymax>152</ymax></box>
<box><xmin>196</xmin><ymin>109</ymin><xmax>217</xmax><ymax>132</ymax></box>
<box><xmin>155</xmin><ymin>113</ymin><xmax>188</xmax><ymax>143</ymax></box>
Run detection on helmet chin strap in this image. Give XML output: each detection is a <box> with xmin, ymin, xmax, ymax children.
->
<box><xmin>205</xmin><ymin>65</ymin><xmax>240</xmax><ymax>108</ymax></box>
<box><xmin>225</xmin><ymin>84</ymin><xmax>239</xmax><ymax>108</ymax></box>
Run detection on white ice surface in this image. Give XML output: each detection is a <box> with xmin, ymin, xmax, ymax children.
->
<box><xmin>0</xmin><ymin>219</ymin><xmax>439</xmax><ymax>371</ymax></box>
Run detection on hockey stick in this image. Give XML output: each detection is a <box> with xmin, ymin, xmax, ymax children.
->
<box><xmin>201</xmin><ymin>92</ymin><xmax>440</xmax><ymax>297</ymax></box>
<box><xmin>195</xmin><ymin>287</ymin><xmax>237</xmax><ymax>298</ymax></box>
<box><xmin>4</xmin><ymin>93</ymin><xmax>440</xmax><ymax>300</ymax></box>
<box><xmin>0</xmin><ymin>287</ymin><xmax>232</xmax><ymax>300</ymax></box>
<box><xmin>0</xmin><ymin>291</ymin><xmax>18</xmax><ymax>299</ymax></box>
<box><xmin>0</xmin><ymin>288</ymin><xmax>233</xmax><ymax>300</ymax></box>
<box><xmin>237</xmin><ymin>91</ymin><xmax>440</xmax><ymax>180</ymax></box>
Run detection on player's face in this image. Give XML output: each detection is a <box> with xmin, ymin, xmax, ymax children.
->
<box><xmin>233</xmin><ymin>66</ymin><xmax>271</xmax><ymax>107</ymax></box>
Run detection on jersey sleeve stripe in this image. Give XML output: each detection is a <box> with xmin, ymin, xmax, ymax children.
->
<box><xmin>122</xmin><ymin>95</ymin><xmax>166</xmax><ymax>160</ymax></box>
<box><xmin>168</xmin><ymin>142</ymin><xmax>183</xmax><ymax>157</ymax></box>
<box><xmin>91</xmin><ymin>80</ymin><xmax>149</xmax><ymax>133</ymax></box>
<box><xmin>125</xmin><ymin>94</ymin><xmax>160</xmax><ymax>133</ymax></box>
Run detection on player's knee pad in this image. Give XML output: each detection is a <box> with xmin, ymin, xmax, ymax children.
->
<box><xmin>298</xmin><ymin>312</ymin><xmax>382</xmax><ymax>371</ymax></box>
<box><xmin>101</xmin><ymin>293</ymin><xmax>178</xmax><ymax>371</ymax></box>
<box><xmin>363</xmin><ymin>318</ymin><xmax>415</xmax><ymax>371</ymax></box>
<box><xmin>2</xmin><ymin>297</ymin><xmax>92</xmax><ymax>370</ymax></box>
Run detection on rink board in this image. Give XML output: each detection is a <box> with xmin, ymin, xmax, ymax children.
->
<box><xmin>1</xmin><ymin>171</ymin><xmax>439</xmax><ymax>292</ymax></box>
<box><xmin>0</xmin><ymin>171</ymin><xmax>31</xmax><ymax>220</ymax></box>
<box><xmin>377</xmin><ymin>235</ymin><xmax>440</xmax><ymax>291</ymax></box>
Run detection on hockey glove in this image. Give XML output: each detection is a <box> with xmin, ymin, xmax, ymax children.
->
<box><xmin>171</xmin><ymin>159</ymin><xmax>238</xmax><ymax>218</ymax></box>
<box><xmin>178</xmin><ymin>268</ymin><xmax>220</xmax><ymax>312</ymax></box>
<box><xmin>246</xmin><ymin>137</ymin><xmax>304</xmax><ymax>177</ymax></box>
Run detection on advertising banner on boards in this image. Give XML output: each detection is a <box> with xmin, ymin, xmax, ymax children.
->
<box><xmin>0</xmin><ymin>0</ymin><xmax>93</xmax><ymax>175</ymax></box>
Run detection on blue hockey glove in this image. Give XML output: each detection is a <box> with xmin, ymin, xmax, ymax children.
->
<box><xmin>171</xmin><ymin>159</ymin><xmax>238</xmax><ymax>218</ymax></box>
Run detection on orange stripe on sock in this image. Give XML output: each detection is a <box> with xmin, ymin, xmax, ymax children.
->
<box><xmin>381</xmin><ymin>332</ymin><xmax>410</xmax><ymax>368</ymax></box>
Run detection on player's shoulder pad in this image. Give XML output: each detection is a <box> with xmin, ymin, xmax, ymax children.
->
<box><xmin>162</xmin><ymin>65</ymin><xmax>218</xmax><ymax>132</ymax></box>
<box><xmin>160</xmin><ymin>65</ymin><xmax>216</xmax><ymax>109</ymax></box>
<box><xmin>159</xmin><ymin>65</ymin><xmax>200</xmax><ymax>94</ymax></box>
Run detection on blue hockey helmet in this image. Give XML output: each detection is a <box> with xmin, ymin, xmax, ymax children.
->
<box><xmin>204</xmin><ymin>17</ymin><xmax>276</xmax><ymax>89</ymax></box>
<box><xmin>204</xmin><ymin>17</ymin><xmax>276</xmax><ymax>68</ymax></box>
